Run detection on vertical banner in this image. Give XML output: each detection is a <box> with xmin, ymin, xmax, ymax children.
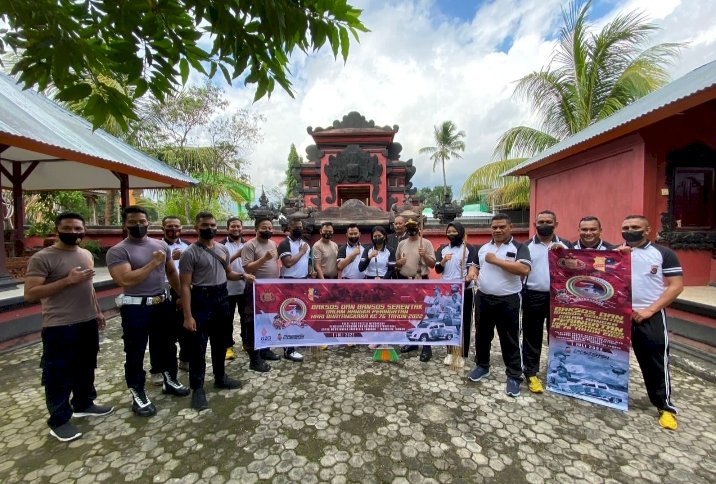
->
<box><xmin>546</xmin><ymin>249</ymin><xmax>632</xmax><ymax>411</ymax></box>
<box><xmin>253</xmin><ymin>280</ymin><xmax>464</xmax><ymax>348</ymax></box>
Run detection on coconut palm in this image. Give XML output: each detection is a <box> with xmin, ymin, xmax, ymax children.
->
<box><xmin>462</xmin><ymin>0</ymin><xmax>681</xmax><ymax>208</ymax></box>
<box><xmin>419</xmin><ymin>121</ymin><xmax>466</xmax><ymax>201</ymax></box>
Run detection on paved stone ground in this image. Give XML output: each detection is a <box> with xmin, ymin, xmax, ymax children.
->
<box><xmin>1</xmin><ymin>316</ymin><xmax>715</xmax><ymax>484</ymax></box>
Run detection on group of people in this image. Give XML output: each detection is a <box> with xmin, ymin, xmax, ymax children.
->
<box><xmin>25</xmin><ymin>207</ymin><xmax>683</xmax><ymax>442</ymax></box>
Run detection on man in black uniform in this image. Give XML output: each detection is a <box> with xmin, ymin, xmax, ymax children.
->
<box><xmin>180</xmin><ymin>211</ymin><xmax>246</xmax><ymax>411</ymax></box>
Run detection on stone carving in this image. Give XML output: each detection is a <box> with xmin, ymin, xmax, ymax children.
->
<box><xmin>308</xmin><ymin>111</ymin><xmax>398</xmax><ymax>134</ymax></box>
<box><xmin>324</xmin><ymin>145</ymin><xmax>383</xmax><ymax>205</ymax></box>
<box><xmin>245</xmin><ymin>187</ymin><xmax>280</xmax><ymax>222</ymax></box>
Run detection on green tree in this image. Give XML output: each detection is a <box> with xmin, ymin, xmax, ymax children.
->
<box><xmin>462</xmin><ymin>0</ymin><xmax>680</xmax><ymax>208</ymax></box>
<box><xmin>1</xmin><ymin>1</ymin><xmax>368</xmax><ymax>129</ymax></box>
<box><xmin>136</xmin><ymin>83</ymin><xmax>261</xmax><ymax>221</ymax></box>
<box><xmin>419</xmin><ymin>121</ymin><xmax>466</xmax><ymax>202</ymax></box>
<box><xmin>285</xmin><ymin>143</ymin><xmax>304</xmax><ymax>197</ymax></box>
<box><xmin>415</xmin><ymin>186</ymin><xmax>453</xmax><ymax>209</ymax></box>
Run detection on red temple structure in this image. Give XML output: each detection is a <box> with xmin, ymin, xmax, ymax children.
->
<box><xmin>282</xmin><ymin>112</ymin><xmax>418</xmax><ymax>230</ymax></box>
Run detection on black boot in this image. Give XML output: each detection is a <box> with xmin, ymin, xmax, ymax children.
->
<box><xmin>259</xmin><ymin>348</ymin><xmax>280</xmax><ymax>361</ymax></box>
<box><xmin>191</xmin><ymin>388</ymin><xmax>208</xmax><ymax>411</ymax></box>
<box><xmin>249</xmin><ymin>350</ymin><xmax>270</xmax><ymax>372</ymax></box>
<box><xmin>419</xmin><ymin>346</ymin><xmax>432</xmax><ymax>362</ymax></box>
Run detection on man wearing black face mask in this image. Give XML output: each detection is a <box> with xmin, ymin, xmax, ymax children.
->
<box><xmin>337</xmin><ymin>224</ymin><xmax>366</xmax><ymax>280</ymax></box>
<box><xmin>619</xmin><ymin>215</ymin><xmax>683</xmax><ymax>431</ymax></box>
<box><xmin>222</xmin><ymin>217</ymin><xmax>253</xmax><ymax>361</ymax></box>
<box><xmin>312</xmin><ymin>222</ymin><xmax>338</xmax><ymax>279</ymax></box>
<box><xmin>522</xmin><ymin>210</ymin><xmax>570</xmax><ymax>394</ymax></box>
<box><xmin>242</xmin><ymin>216</ymin><xmax>280</xmax><ymax>372</ymax></box>
<box><xmin>277</xmin><ymin>218</ymin><xmax>309</xmax><ymax>362</ymax></box>
<box><xmin>25</xmin><ymin>212</ymin><xmax>113</xmax><ymax>442</ymax></box>
<box><xmin>179</xmin><ymin>211</ymin><xmax>246</xmax><ymax>411</ymax></box>
<box><xmin>107</xmin><ymin>206</ymin><xmax>189</xmax><ymax>418</ymax></box>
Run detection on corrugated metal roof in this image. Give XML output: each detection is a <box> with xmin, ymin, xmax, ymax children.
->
<box><xmin>0</xmin><ymin>72</ymin><xmax>196</xmax><ymax>189</ymax></box>
<box><xmin>507</xmin><ymin>59</ymin><xmax>716</xmax><ymax>176</ymax></box>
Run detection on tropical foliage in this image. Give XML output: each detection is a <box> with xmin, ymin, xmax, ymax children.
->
<box><xmin>285</xmin><ymin>144</ymin><xmax>304</xmax><ymax>197</ymax></box>
<box><xmin>462</xmin><ymin>0</ymin><xmax>680</xmax><ymax>209</ymax></box>
<box><xmin>135</xmin><ymin>83</ymin><xmax>261</xmax><ymax>222</ymax></box>
<box><xmin>419</xmin><ymin>121</ymin><xmax>466</xmax><ymax>199</ymax></box>
<box><xmin>0</xmin><ymin>0</ymin><xmax>368</xmax><ymax>129</ymax></box>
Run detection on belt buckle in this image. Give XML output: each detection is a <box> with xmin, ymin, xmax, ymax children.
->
<box><xmin>149</xmin><ymin>296</ymin><xmax>162</xmax><ymax>305</ymax></box>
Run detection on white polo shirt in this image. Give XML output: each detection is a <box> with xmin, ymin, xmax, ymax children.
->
<box><xmin>476</xmin><ymin>237</ymin><xmax>531</xmax><ymax>296</ymax></box>
<box><xmin>223</xmin><ymin>237</ymin><xmax>246</xmax><ymax>296</ymax></box>
<box><xmin>630</xmin><ymin>241</ymin><xmax>682</xmax><ymax>310</ymax></box>
<box><xmin>436</xmin><ymin>243</ymin><xmax>477</xmax><ymax>282</ymax></box>
<box><xmin>337</xmin><ymin>242</ymin><xmax>366</xmax><ymax>279</ymax></box>
<box><xmin>278</xmin><ymin>236</ymin><xmax>310</xmax><ymax>278</ymax></box>
<box><xmin>525</xmin><ymin>235</ymin><xmax>570</xmax><ymax>292</ymax></box>
<box><xmin>573</xmin><ymin>239</ymin><xmax>617</xmax><ymax>250</ymax></box>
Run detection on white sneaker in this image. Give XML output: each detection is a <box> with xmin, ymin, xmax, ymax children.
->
<box><xmin>150</xmin><ymin>373</ymin><xmax>164</xmax><ymax>386</ymax></box>
<box><xmin>443</xmin><ymin>354</ymin><xmax>454</xmax><ymax>366</ymax></box>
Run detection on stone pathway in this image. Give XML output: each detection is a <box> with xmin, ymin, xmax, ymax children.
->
<box><xmin>1</xmin><ymin>316</ymin><xmax>715</xmax><ymax>483</ymax></box>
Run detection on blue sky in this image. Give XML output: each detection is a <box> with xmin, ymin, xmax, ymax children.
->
<box><xmin>209</xmin><ymin>0</ymin><xmax>716</xmax><ymax>203</ymax></box>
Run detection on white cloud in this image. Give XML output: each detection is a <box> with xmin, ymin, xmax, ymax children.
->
<box><xmin>221</xmin><ymin>0</ymin><xmax>716</xmax><ymax>201</ymax></box>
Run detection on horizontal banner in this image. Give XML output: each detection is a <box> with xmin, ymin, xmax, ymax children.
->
<box><xmin>547</xmin><ymin>249</ymin><xmax>632</xmax><ymax>411</ymax></box>
<box><xmin>253</xmin><ymin>279</ymin><xmax>465</xmax><ymax>348</ymax></box>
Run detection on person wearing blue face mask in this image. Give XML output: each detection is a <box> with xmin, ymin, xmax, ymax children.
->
<box><xmin>107</xmin><ymin>205</ymin><xmax>189</xmax><ymax>418</ymax></box>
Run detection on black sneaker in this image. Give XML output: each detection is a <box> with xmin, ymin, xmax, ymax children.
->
<box><xmin>419</xmin><ymin>346</ymin><xmax>433</xmax><ymax>362</ymax></box>
<box><xmin>162</xmin><ymin>372</ymin><xmax>190</xmax><ymax>397</ymax></box>
<box><xmin>249</xmin><ymin>359</ymin><xmax>271</xmax><ymax>372</ymax></box>
<box><xmin>399</xmin><ymin>345</ymin><xmax>419</xmax><ymax>353</ymax></box>
<box><xmin>130</xmin><ymin>388</ymin><xmax>157</xmax><ymax>417</ymax></box>
<box><xmin>73</xmin><ymin>404</ymin><xmax>114</xmax><ymax>418</ymax></box>
<box><xmin>259</xmin><ymin>349</ymin><xmax>280</xmax><ymax>361</ymax></box>
<box><xmin>214</xmin><ymin>375</ymin><xmax>242</xmax><ymax>390</ymax></box>
<box><xmin>50</xmin><ymin>422</ymin><xmax>82</xmax><ymax>442</ymax></box>
<box><xmin>191</xmin><ymin>388</ymin><xmax>209</xmax><ymax>411</ymax></box>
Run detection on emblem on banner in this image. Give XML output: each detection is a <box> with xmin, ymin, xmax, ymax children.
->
<box><xmin>280</xmin><ymin>298</ymin><xmax>308</xmax><ymax>322</ymax></box>
<box><xmin>565</xmin><ymin>276</ymin><xmax>614</xmax><ymax>301</ymax></box>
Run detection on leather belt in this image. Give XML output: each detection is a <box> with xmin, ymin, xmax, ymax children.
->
<box><xmin>121</xmin><ymin>294</ymin><xmax>167</xmax><ymax>306</ymax></box>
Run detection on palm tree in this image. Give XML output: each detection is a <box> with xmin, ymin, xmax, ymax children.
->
<box><xmin>420</xmin><ymin>121</ymin><xmax>466</xmax><ymax>201</ymax></box>
<box><xmin>462</xmin><ymin>0</ymin><xmax>680</xmax><ymax>208</ymax></box>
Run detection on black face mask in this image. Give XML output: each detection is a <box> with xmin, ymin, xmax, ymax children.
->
<box><xmin>407</xmin><ymin>229</ymin><xmax>419</xmax><ymax>237</ymax></box>
<box><xmin>259</xmin><ymin>230</ymin><xmax>273</xmax><ymax>240</ymax></box>
<box><xmin>228</xmin><ymin>233</ymin><xmax>241</xmax><ymax>241</ymax></box>
<box><xmin>199</xmin><ymin>228</ymin><xmax>217</xmax><ymax>240</ymax></box>
<box><xmin>372</xmin><ymin>237</ymin><xmax>384</xmax><ymax>247</ymax></box>
<box><xmin>164</xmin><ymin>228</ymin><xmax>179</xmax><ymax>240</ymax></box>
<box><xmin>536</xmin><ymin>225</ymin><xmax>555</xmax><ymax>237</ymax></box>
<box><xmin>622</xmin><ymin>230</ymin><xmax>644</xmax><ymax>243</ymax></box>
<box><xmin>348</xmin><ymin>236</ymin><xmax>360</xmax><ymax>245</ymax></box>
<box><xmin>58</xmin><ymin>232</ymin><xmax>84</xmax><ymax>245</ymax></box>
<box><xmin>321</xmin><ymin>233</ymin><xmax>333</xmax><ymax>240</ymax></box>
<box><xmin>128</xmin><ymin>225</ymin><xmax>147</xmax><ymax>238</ymax></box>
<box><xmin>291</xmin><ymin>228</ymin><xmax>303</xmax><ymax>239</ymax></box>
<box><xmin>447</xmin><ymin>234</ymin><xmax>463</xmax><ymax>247</ymax></box>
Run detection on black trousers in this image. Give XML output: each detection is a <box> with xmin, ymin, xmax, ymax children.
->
<box><xmin>632</xmin><ymin>310</ymin><xmax>677</xmax><ymax>412</ymax></box>
<box><xmin>41</xmin><ymin>319</ymin><xmax>99</xmax><ymax>429</ymax></box>
<box><xmin>227</xmin><ymin>293</ymin><xmax>246</xmax><ymax>348</ymax></box>
<box><xmin>121</xmin><ymin>300</ymin><xmax>177</xmax><ymax>390</ymax></box>
<box><xmin>521</xmin><ymin>289</ymin><xmax>550</xmax><ymax>377</ymax></box>
<box><xmin>460</xmin><ymin>286</ymin><xmax>475</xmax><ymax>358</ymax></box>
<box><xmin>188</xmin><ymin>284</ymin><xmax>229</xmax><ymax>389</ymax></box>
<box><xmin>242</xmin><ymin>285</ymin><xmax>256</xmax><ymax>351</ymax></box>
<box><xmin>474</xmin><ymin>292</ymin><xmax>523</xmax><ymax>380</ymax></box>
<box><xmin>149</xmin><ymin>288</ymin><xmax>190</xmax><ymax>372</ymax></box>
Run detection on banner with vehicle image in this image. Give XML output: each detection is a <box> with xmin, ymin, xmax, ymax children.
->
<box><xmin>253</xmin><ymin>279</ymin><xmax>464</xmax><ymax>348</ymax></box>
<box><xmin>546</xmin><ymin>249</ymin><xmax>632</xmax><ymax>411</ymax></box>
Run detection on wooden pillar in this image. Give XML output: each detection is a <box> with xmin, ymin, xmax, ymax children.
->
<box><xmin>0</xmin><ymin>149</ymin><xmax>18</xmax><ymax>291</ymax></box>
<box><xmin>12</xmin><ymin>162</ymin><xmax>24</xmax><ymax>256</ymax></box>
